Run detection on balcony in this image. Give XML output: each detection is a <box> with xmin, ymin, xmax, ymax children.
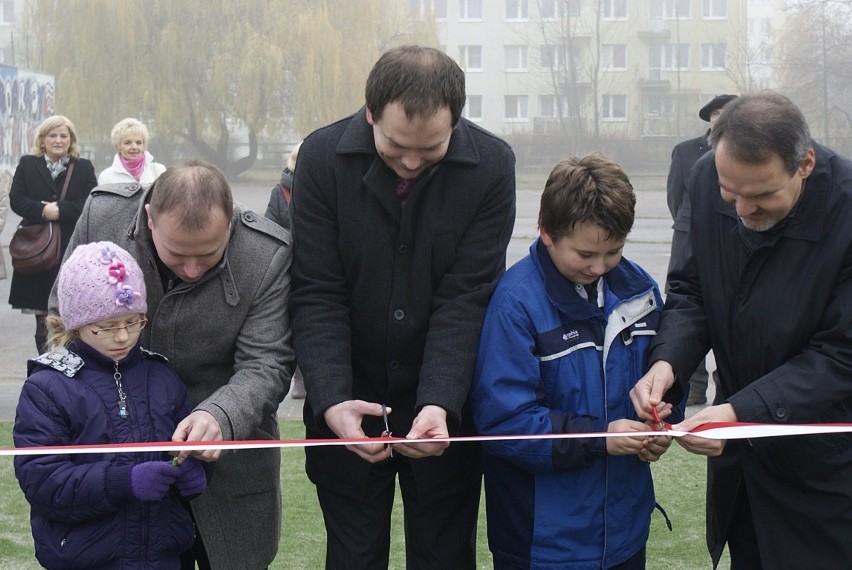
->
<box><xmin>637</xmin><ymin>18</ymin><xmax>671</xmax><ymax>40</ymax></box>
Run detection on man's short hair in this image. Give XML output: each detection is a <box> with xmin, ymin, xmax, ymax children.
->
<box><xmin>710</xmin><ymin>91</ymin><xmax>812</xmax><ymax>175</ymax></box>
<box><xmin>148</xmin><ymin>159</ymin><xmax>233</xmax><ymax>231</ymax></box>
<box><xmin>365</xmin><ymin>45</ymin><xmax>466</xmax><ymax>127</ymax></box>
<box><xmin>538</xmin><ymin>152</ymin><xmax>635</xmax><ymax>242</ymax></box>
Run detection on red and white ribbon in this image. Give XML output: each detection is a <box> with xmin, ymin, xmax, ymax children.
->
<box><xmin>3</xmin><ymin>422</ymin><xmax>852</xmax><ymax>457</ymax></box>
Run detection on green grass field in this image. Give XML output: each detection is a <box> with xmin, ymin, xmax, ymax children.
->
<box><xmin>0</xmin><ymin>421</ymin><xmax>725</xmax><ymax>569</ymax></box>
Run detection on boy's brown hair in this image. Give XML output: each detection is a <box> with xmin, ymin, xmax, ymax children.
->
<box><xmin>538</xmin><ymin>152</ymin><xmax>635</xmax><ymax>241</ymax></box>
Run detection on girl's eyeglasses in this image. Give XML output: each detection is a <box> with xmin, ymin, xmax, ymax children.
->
<box><xmin>89</xmin><ymin>318</ymin><xmax>148</xmax><ymax>338</ymax></box>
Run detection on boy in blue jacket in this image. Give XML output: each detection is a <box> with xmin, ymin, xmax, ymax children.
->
<box><xmin>14</xmin><ymin>242</ymin><xmax>207</xmax><ymax>569</ymax></box>
<box><xmin>471</xmin><ymin>153</ymin><xmax>679</xmax><ymax>570</ymax></box>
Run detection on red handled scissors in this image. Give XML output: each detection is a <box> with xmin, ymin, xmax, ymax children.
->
<box><xmin>651</xmin><ymin>407</ymin><xmax>670</xmax><ymax>431</ymax></box>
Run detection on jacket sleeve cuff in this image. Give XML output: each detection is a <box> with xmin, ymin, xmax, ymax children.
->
<box><xmin>104</xmin><ymin>464</ymin><xmax>133</xmax><ymax>506</ymax></box>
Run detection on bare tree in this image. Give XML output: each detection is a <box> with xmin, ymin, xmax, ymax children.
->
<box><xmin>776</xmin><ymin>0</ymin><xmax>852</xmax><ymax>153</ymax></box>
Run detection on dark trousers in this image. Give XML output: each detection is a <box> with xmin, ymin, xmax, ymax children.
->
<box><xmin>316</xmin><ymin>455</ymin><xmax>481</xmax><ymax>570</ymax></box>
<box><xmin>728</xmin><ymin>491</ymin><xmax>763</xmax><ymax>570</ymax></box>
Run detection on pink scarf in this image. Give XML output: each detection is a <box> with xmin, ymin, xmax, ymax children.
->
<box><xmin>119</xmin><ymin>154</ymin><xmax>146</xmax><ymax>181</ymax></box>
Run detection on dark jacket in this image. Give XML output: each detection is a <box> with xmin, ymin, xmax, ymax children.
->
<box><xmin>264</xmin><ymin>167</ymin><xmax>293</xmax><ymax>231</ymax></box>
<box><xmin>54</xmin><ymin>182</ymin><xmax>294</xmax><ymax>569</ymax></box>
<box><xmin>14</xmin><ymin>341</ymin><xmax>194</xmax><ymax>570</ymax></box>
<box><xmin>666</xmin><ymin>131</ymin><xmax>710</xmax><ymax>224</ymax></box>
<box><xmin>291</xmin><ymin>108</ymin><xmax>516</xmax><ymax>498</ymax></box>
<box><xmin>8</xmin><ymin>154</ymin><xmax>97</xmax><ymax>310</ymax></box>
<box><xmin>472</xmin><ymin>240</ymin><xmax>666</xmax><ymax>568</ymax></box>
<box><xmin>650</xmin><ymin>143</ymin><xmax>852</xmax><ymax>568</ymax></box>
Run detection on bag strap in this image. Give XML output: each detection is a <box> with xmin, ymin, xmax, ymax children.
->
<box><xmin>58</xmin><ymin>161</ymin><xmax>75</xmax><ymax>202</ymax></box>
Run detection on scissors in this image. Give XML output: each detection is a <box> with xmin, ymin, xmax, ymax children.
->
<box><xmin>382</xmin><ymin>404</ymin><xmax>393</xmax><ymax>458</ymax></box>
<box><xmin>651</xmin><ymin>407</ymin><xmax>668</xmax><ymax>432</ymax></box>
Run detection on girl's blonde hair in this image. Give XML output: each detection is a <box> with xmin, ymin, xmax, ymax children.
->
<box><xmin>45</xmin><ymin>315</ymin><xmax>76</xmax><ymax>350</ymax></box>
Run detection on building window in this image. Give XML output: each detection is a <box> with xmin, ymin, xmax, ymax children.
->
<box><xmin>701</xmin><ymin>44</ymin><xmax>726</xmax><ymax>70</ymax></box>
<box><xmin>505</xmin><ymin>45</ymin><xmax>528</xmax><ymax>72</ymax></box>
<box><xmin>540</xmin><ymin>0</ymin><xmax>580</xmax><ymax>19</ymax></box>
<box><xmin>459</xmin><ymin>45</ymin><xmax>483</xmax><ymax>71</ymax></box>
<box><xmin>602</xmin><ymin>94</ymin><xmax>627</xmax><ymax>121</ymax></box>
<box><xmin>463</xmin><ymin>95</ymin><xmax>483</xmax><ymax>121</ymax></box>
<box><xmin>540</xmin><ymin>94</ymin><xmax>570</xmax><ymax>118</ymax></box>
<box><xmin>0</xmin><ymin>0</ymin><xmax>13</xmax><ymax>24</ymax></box>
<box><xmin>540</xmin><ymin>45</ymin><xmax>563</xmax><ymax>70</ymax></box>
<box><xmin>702</xmin><ymin>0</ymin><xmax>726</xmax><ymax>19</ymax></box>
<box><xmin>649</xmin><ymin>44</ymin><xmax>689</xmax><ymax>72</ymax></box>
<box><xmin>602</xmin><ymin>44</ymin><xmax>627</xmax><ymax>70</ymax></box>
<box><xmin>505</xmin><ymin>0</ymin><xmax>528</xmax><ymax>20</ymax></box>
<box><xmin>505</xmin><ymin>95</ymin><xmax>529</xmax><ymax>121</ymax></box>
<box><xmin>653</xmin><ymin>0</ymin><xmax>690</xmax><ymax>19</ymax></box>
<box><xmin>436</xmin><ymin>0</ymin><xmax>448</xmax><ymax>19</ymax></box>
<box><xmin>602</xmin><ymin>0</ymin><xmax>627</xmax><ymax>20</ymax></box>
<box><xmin>460</xmin><ymin>0</ymin><xmax>483</xmax><ymax>20</ymax></box>
<box><xmin>647</xmin><ymin>94</ymin><xmax>689</xmax><ymax>117</ymax></box>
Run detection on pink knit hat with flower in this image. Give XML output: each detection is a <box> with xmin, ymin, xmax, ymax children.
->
<box><xmin>58</xmin><ymin>241</ymin><xmax>147</xmax><ymax>330</ymax></box>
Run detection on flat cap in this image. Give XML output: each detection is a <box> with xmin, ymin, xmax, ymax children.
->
<box><xmin>699</xmin><ymin>94</ymin><xmax>737</xmax><ymax>122</ymax></box>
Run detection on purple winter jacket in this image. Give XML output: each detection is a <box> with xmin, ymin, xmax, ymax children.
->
<box><xmin>13</xmin><ymin>340</ymin><xmax>194</xmax><ymax>569</ymax></box>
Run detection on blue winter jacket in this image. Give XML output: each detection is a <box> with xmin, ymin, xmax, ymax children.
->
<box><xmin>13</xmin><ymin>340</ymin><xmax>195</xmax><ymax>569</ymax></box>
<box><xmin>471</xmin><ymin>240</ymin><xmax>670</xmax><ymax>569</ymax></box>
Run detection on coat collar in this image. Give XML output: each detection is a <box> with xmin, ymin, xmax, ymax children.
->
<box><xmin>779</xmin><ymin>142</ymin><xmax>833</xmax><ymax>242</ymax></box>
<box><xmin>334</xmin><ymin>107</ymin><xmax>482</xmax><ymax>223</ymax></box>
<box><xmin>35</xmin><ymin>155</ymin><xmax>74</xmax><ymax>189</ymax></box>
<box><xmin>531</xmin><ymin>238</ymin><xmax>654</xmax><ymax>318</ymax></box>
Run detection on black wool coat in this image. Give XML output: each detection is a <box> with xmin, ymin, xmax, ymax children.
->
<box><xmin>651</xmin><ymin>143</ymin><xmax>852</xmax><ymax>568</ymax></box>
<box><xmin>8</xmin><ymin>154</ymin><xmax>97</xmax><ymax>310</ymax></box>
<box><xmin>291</xmin><ymin>108</ymin><xmax>516</xmax><ymax>499</ymax></box>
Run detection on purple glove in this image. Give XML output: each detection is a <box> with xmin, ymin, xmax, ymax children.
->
<box><xmin>175</xmin><ymin>457</ymin><xmax>207</xmax><ymax>498</ymax></box>
<box><xmin>131</xmin><ymin>461</ymin><xmax>180</xmax><ymax>502</ymax></box>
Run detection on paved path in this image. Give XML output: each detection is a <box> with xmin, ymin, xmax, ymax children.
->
<box><xmin>0</xmin><ymin>181</ymin><xmax>712</xmax><ymax>422</ymax></box>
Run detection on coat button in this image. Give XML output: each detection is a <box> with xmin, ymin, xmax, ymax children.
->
<box><xmin>398</xmin><ymin>244</ymin><xmax>408</xmax><ymax>254</ymax></box>
<box><xmin>393</xmin><ymin>309</ymin><xmax>405</xmax><ymax>320</ymax></box>
<box><xmin>774</xmin><ymin>407</ymin><xmax>788</xmax><ymax>420</ymax></box>
<box><xmin>243</xmin><ymin>211</ymin><xmax>256</xmax><ymax>222</ymax></box>
<box><xmin>388</xmin><ymin>360</ymin><xmax>400</xmax><ymax>370</ymax></box>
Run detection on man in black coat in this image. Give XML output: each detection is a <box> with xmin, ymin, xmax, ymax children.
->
<box><xmin>290</xmin><ymin>46</ymin><xmax>515</xmax><ymax>568</ymax></box>
<box><xmin>666</xmin><ymin>94</ymin><xmax>736</xmax><ymax>405</ymax></box>
<box><xmin>632</xmin><ymin>92</ymin><xmax>852</xmax><ymax>569</ymax></box>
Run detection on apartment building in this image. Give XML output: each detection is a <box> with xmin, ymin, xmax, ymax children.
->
<box><xmin>415</xmin><ymin>0</ymin><xmax>747</xmax><ymax>147</ymax></box>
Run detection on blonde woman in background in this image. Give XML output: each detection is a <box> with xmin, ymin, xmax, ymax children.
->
<box><xmin>8</xmin><ymin>115</ymin><xmax>98</xmax><ymax>353</ymax></box>
<box><xmin>98</xmin><ymin>118</ymin><xmax>166</xmax><ymax>184</ymax></box>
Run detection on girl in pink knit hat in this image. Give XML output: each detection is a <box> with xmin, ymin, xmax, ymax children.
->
<box><xmin>13</xmin><ymin>241</ymin><xmax>208</xmax><ymax>570</ymax></box>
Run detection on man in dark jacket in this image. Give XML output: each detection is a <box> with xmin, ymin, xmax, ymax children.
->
<box><xmin>666</xmin><ymin>94</ymin><xmax>735</xmax><ymax>406</ymax></box>
<box><xmin>290</xmin><ymin>45</ymin><xmax>516</xmax><ymax>568</ymax></box>
<box><xmin>632</xmin><ymin>92</ymin><xmax>852</xmax><ymax>568</ymax></box>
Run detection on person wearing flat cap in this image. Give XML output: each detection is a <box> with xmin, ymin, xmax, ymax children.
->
<box><xmin>665</xmin><ymin>94</ymin><xmax>736</xmax><ymax>407</ymax></box>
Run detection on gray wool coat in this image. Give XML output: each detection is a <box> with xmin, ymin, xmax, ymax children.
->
<box><xmin>52</xmin><ymin>182</ymin><xmax>295</xmax><ymax>569</ymax></box>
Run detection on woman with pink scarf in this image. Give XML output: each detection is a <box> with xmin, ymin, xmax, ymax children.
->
<box><xmin>98</xmin><ymin>118</ymin><xmax>166</xmax><ymax>184</ymax></box>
